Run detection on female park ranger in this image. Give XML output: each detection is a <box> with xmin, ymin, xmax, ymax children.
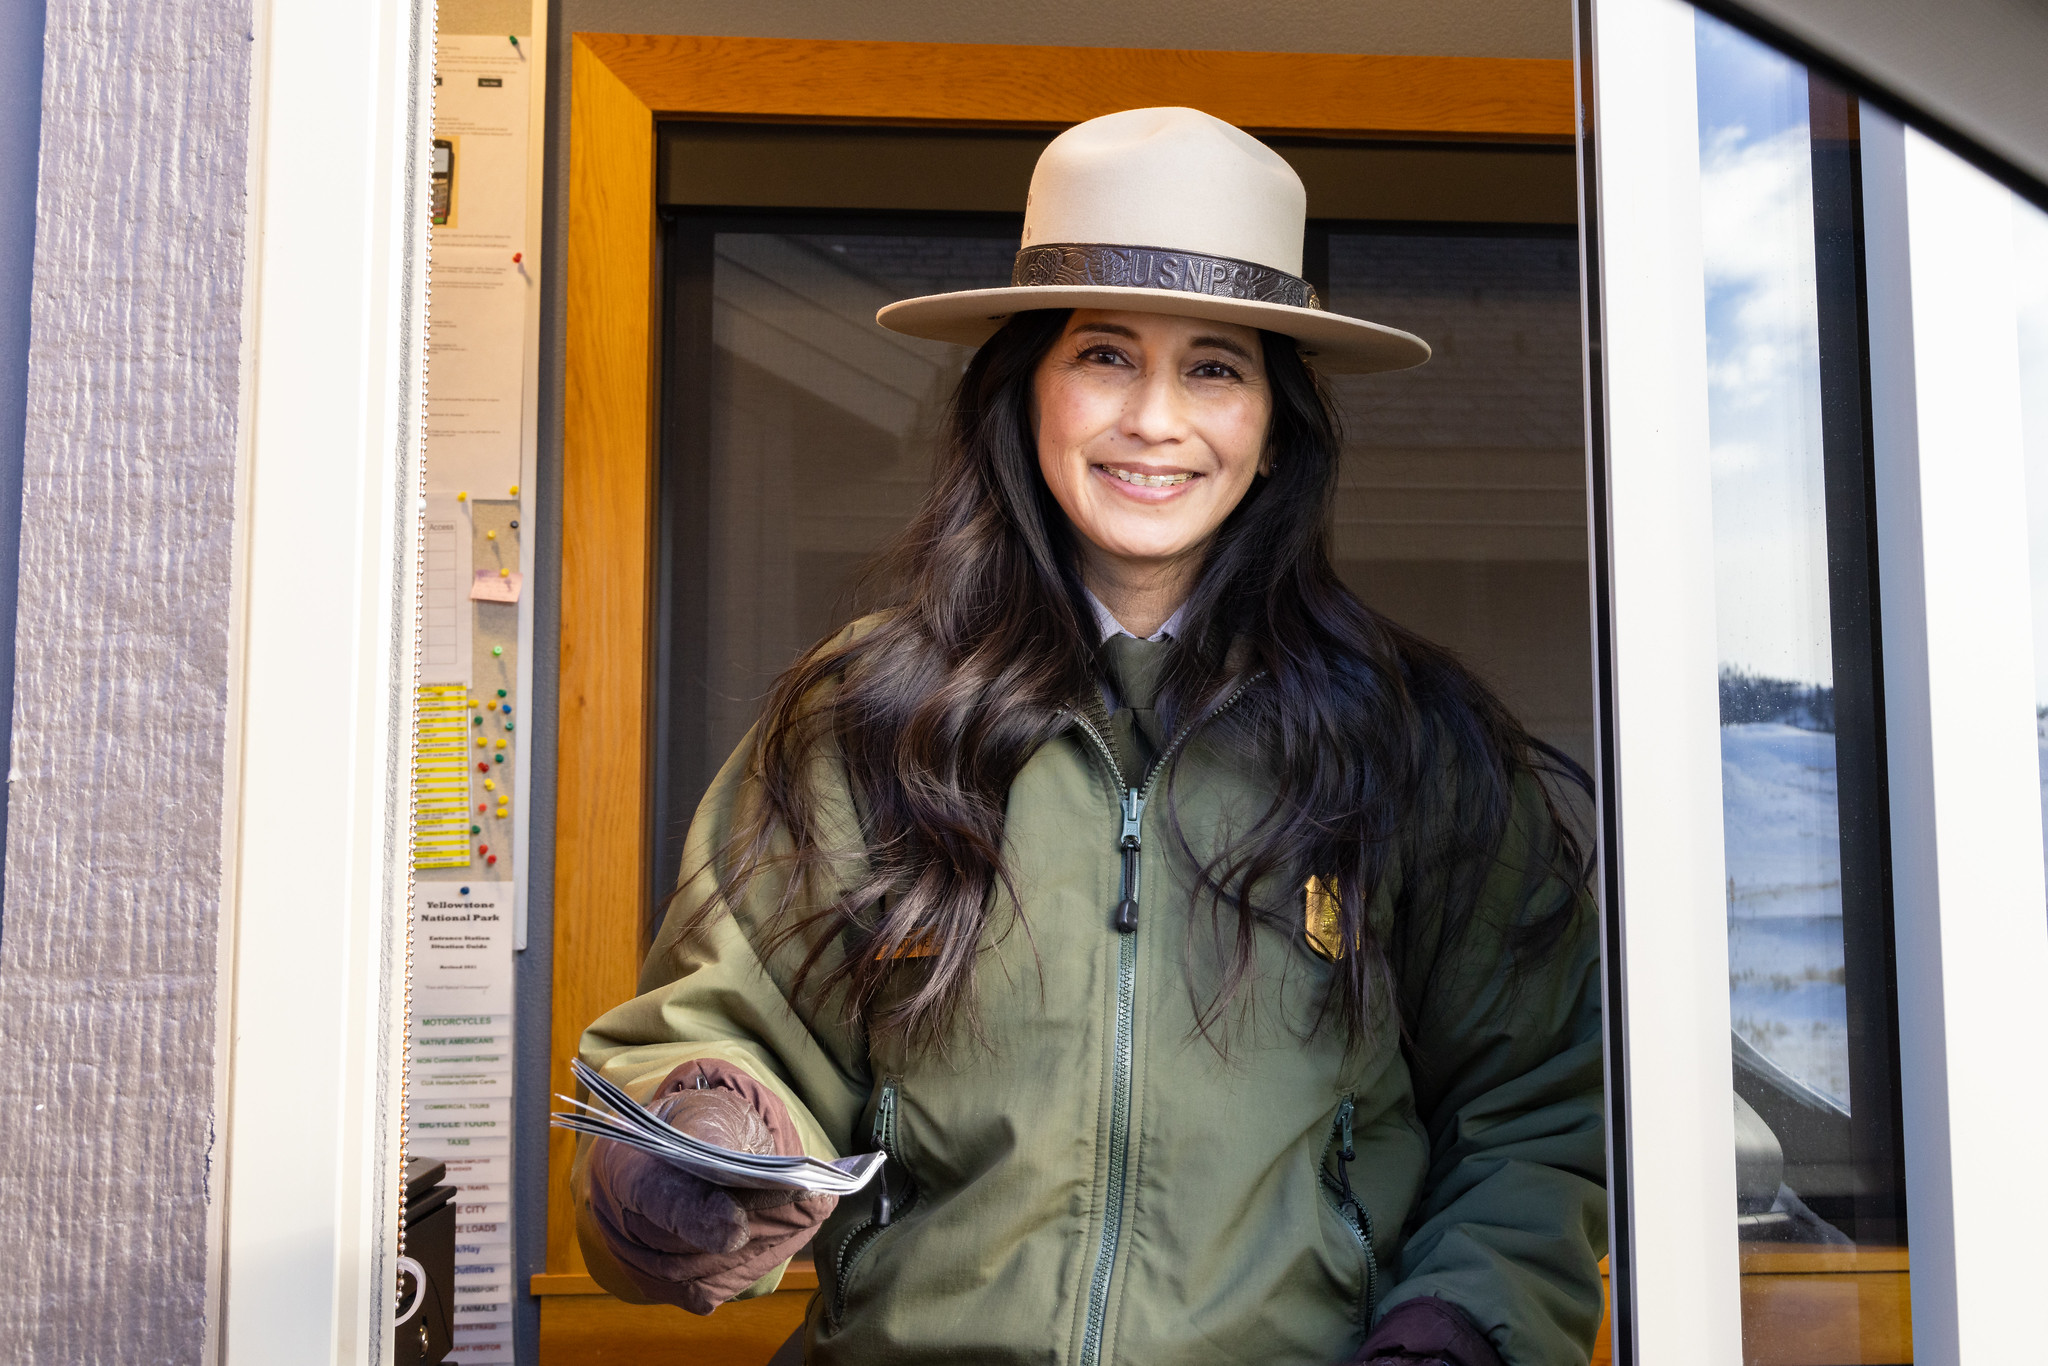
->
<box><xmin>570</xmin><ymin>107</ymin><xmax>1606</xmax><ymax>1366</ymax></box>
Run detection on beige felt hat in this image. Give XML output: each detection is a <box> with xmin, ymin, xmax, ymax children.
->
<box><xmin>875</xmin><ymin>107</ymin><xmax>1431</xmax><ymax>374</ymax></box>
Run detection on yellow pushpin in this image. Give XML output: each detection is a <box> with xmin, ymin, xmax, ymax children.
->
<box><xmin>508</xmin><ymin>484</ymin><xmax>519</xmax><ymax>496</ymax></box>
<box><xmin>495</xmin><ymin>738</ymin><xmax>506</xmax><ymax>749</ymax></box>
<box><xmin>499</xmin><ymin>567</ymin><xmax>509</xmax><ymax>577</ymax></box>
<box><xmin>484</xmin><ymin>778</ymin><xmax>495</xmax><ymax>791</ymax></box>
<box><xmin>475</xmin><ymin>736</ymin><xmax>486</xmax><ymax>747</ymax></box>
<box><xmin>457</xmin><ymin>491</ymin><xmax>467</xmax><ymax>502</ymax></box>
<box><xmin>486</xmin><ymin>530</ymin><xmax>496</xmax><ymax>540</ymax></box>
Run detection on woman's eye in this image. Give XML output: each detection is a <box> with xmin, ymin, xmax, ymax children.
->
<box><xmin>1190</xmin><ymin>360</ymin><xmax>1243</xmax><ymax>380</ymax></box>
<box><xmin>1080</xmin><ymin>346</ymin><xmax>1129</xmax><ymax>366</ymax></box>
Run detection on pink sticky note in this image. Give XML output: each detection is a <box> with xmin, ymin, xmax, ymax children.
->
<box><xmin>470</xmin><ymin>570</ymin><xmax>522</xmax><ymax>603</ymax></box>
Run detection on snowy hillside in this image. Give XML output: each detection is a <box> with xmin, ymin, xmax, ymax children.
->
<box><xmin>1721</xmin><ymin>722</ymin><xmax>1849</xmax><ymax>1104</ymax></box>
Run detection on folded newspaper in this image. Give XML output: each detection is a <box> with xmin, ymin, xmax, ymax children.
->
<box><xmin>551</xmin><ymin>1056</ymin><xmax>886</xmax><ymax>1196</ymax></box>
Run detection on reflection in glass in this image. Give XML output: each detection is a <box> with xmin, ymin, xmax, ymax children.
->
<box><xmin>1696</xmin><ymin>12</ymin><xmax>1910</xmax><ymax>1361</ymax></box>
<box><xmin>650</xmin><ymin>225</ymin><xmax>1013</xmax><ymax>907</ymax></box>
<box><xmin>1324</xmin><ymin>234</ymin><xmax>1593</xmax><ymax>774</ymax></box>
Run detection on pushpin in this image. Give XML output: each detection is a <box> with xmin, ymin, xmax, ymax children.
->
<box><xmin>470</xmin><ymin>825</ymin><xmax>481</xmax><ymax>836</ymax></box>
<box><xmin>508</xmin><ymin>34</ymin><xmax>519</xmax><ymax>48</ymax></box>
<box><xmin>477</xmin><ymin>803</ymin><xmax>487</xmax><ymax>814</ymax></box>
<box><xmin>496</xmin><ymin>689</ymin><xmax>506</xmax><ymax>698</ymax></box>
<box><xmin>499</xmin><ymin>567</ymin><xmax>510</xmax><ymax>577</ymax></box>
<box><xmin>475</xmin><ymin>736</ymin><xmax>485</xmax><ymax>747</ymax></box>
<box><xmin>510</xmin><ymin>520</ymin><xmax>519</xmax><ymax>529</ymax></box>
<box><xmin>486</xmin><ymin>530</ymin><xmax>496</xmax><ymax>540</ymax></box>
<box><xmin>457</xmin><ymin>491</ymin><xmax>467</xmax><ymax>502</ymax></box>
<box><xmin>459</xmin><ymin>885</ymin><xmax>470</xmax><ymax>895</ymax></box>
<box><xmin>495</xmin><ymin>738</ymin><xmax>506</xmax><ymax>748</ymax></box>
<box><xmin>509</xmin><ymin>484</ymin><xmax>519</xmax><ymax>496</ymax></box>
<box><xmin>471</xmin><ymin>715</ymin><xmax>482</xmax><ymax>726</ymax></box>
<box><xmin>479</xmin><ymin>844</ymin><xmax>488</xmax><ymax>855</ymax></box>
<box><xmin>512</xmin><ymin>252</ymin><xmax>523</xmax><ymax>265</ymax></box>
<box><xmin>492</xmin><ymin>646</ymin><xmax>503</xmax><ymax>657</ymax></box>
<box><xmin>487</xmin><ymin>854</ymin><xmax>498</xmax><ymax>866</ymax></box>
<box><xmin>484</xmin><ymin>778</ymin><xmax>495</xmax><ymax>791</ymax></box>
<box><xmin>504</xmin><ymin>721</ymin><xmax>514</xmax><ymax>731</ymax></box>
<box><xmin>477</xmin><ymin>762</ymin><xmax>489</xmax><ymax>773</ymax></box>
<box><xmin>500</xmin><ymin>703</ymin><xmax>511</xmax><ymax>714</ymax></box>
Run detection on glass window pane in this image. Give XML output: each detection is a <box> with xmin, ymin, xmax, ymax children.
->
<box><xmin>1324</xmin><ymin>233</ymin><xmax>1594</xmax><ymax>773</ymax></box>
<box><xmin>1695</xmin><ymin>12</ymin><xmax>1912</xmax><ymax>1360</ymax></box>
<box><xmin>654</xmin><ymin>220</ymin><xmax>1599</xmax><ymax>914</ymax></box>
<box><xmin>649</xmin><ymin>225</ymin><xmax>1014</xmax><ymax>906</ymax></box>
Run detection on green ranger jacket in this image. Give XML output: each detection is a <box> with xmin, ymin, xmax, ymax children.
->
<box><xmin>573</xmin><ymin>673</ymin><xmax>1608</xmax><ymax>1366</ymax></box>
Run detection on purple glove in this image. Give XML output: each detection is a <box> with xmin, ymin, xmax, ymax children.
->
<box><xmin>586</xmin><ymin>1060</ymin><xmax>836</xmax><ymax>1315</ymax></box>
<box><xmin>1350</xmin><ymin>1297</ymin><xmax>1506</xmax><ymax>1366</ymax></box>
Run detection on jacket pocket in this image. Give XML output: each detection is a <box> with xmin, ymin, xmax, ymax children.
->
<box><xmin>829</xmin><ymin>1078</ymin><xmax>919</xmax><ymax>1331</ymax></box>
<box><xmin>1317</xmin><ymin>1094</ymin><xmax>1380</xmax><ymax>1326</ymax></box>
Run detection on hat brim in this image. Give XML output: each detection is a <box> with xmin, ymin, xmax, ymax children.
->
<box><xmin>875</xmin><ymin>285</ymin><xmax>1430</xmax><ymax>374</ymax></box>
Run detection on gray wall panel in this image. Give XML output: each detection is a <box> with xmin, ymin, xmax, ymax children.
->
<box><xmin>0</xmin><ymin>0</ymin><xmax>252</xmax><ymax>1358</ymax></box>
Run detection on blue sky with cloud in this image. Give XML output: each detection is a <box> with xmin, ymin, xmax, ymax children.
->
<box><xmin>1696</xmin><ymin>14</ymin><xmax>1833</xmax><ymax>687</ymax></box>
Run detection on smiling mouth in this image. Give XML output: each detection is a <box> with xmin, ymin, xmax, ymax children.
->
<box><xmin>1101</xmin><ymin>466</ymin><xmax>1194</xmax><ymax>488</ymax></box>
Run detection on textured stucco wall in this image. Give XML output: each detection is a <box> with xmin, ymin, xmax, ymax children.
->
<box><xmin>0</xmin><ymin>0</ymin><xmax>252</xmax><ymax>1359</ymax></box>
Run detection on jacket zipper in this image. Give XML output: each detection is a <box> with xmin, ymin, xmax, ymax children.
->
<box><xmin>831</xmin><ymin>1081</ymin><xmax>911</xmax><ymax>1328</ymax></box>
<box><xmin>1067</xmin><ymin>672</ymin><xmax>1261</xmax><ymax>1366</ymax></box>
<box><xmin>1319</xmin><ymin>1094</ymin><xmax>1379</xmax><ymax>1325</ymax></box>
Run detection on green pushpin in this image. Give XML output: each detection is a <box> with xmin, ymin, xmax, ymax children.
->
<box><xmin>504</xmin><ymin>721</ymin><xmax>514</xmax><ymax>731</ymax></box>
<box><xmin>470</xmin><ymin>825</ymin><xmax>481</xmax><ymax>835</ymax></box>
<box><xmin>491</xmin><ymin>645</ymin><xmax>503</xmax><ymax>657</ymax></box>
<box><xmin>496</xmin><ymin>689</ymin><xmax>506</xmax><ymax>697</ymax></box>
<box><xmin>494</xmin><ymin>754</ymin><xmax>504</xmax><ymax>764</ymax></box>
<box><xmin>471</xmin><ymin>715</ymin><xmax>482</xmax><ymax>726</ymax></box>
<box><xmin>508</xmin><ymin>34</ymin><xmax>520</xmax><ymax>49</ymax></box>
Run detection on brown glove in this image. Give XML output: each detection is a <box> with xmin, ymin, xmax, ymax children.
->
<box><xmin>1350</xmin><ymin>1297</ymin><xmax>1506</xmax><ymax>1366</ymax></box>
<box><xmin>586</xmin><ymin>1059</ymin><xmax>837</xmax><ymax>1315</ymax></box>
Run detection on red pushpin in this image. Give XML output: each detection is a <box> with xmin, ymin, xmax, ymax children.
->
<box><xmin>486</xmin><ymin>854</ymin><xmax>497</xmax><ymax>865</ymax></box>
<box><xmin>477</xmin><ymin>803</ymin><xmax>487</xmax><ymax>813</ymax></box>
<box><xmin>478</xmin><ymin>844</ymin><xmax>489</xmax><ymax>855</ymax></box>
<box><xmin>477</xmin><ymin>762</ymin><xmax>490</xmax><ymax>773</ymax></box>
<box><xmin>512</xmin><ymin>252</ymin><xmax>523</xmax><ymax>264</ymax></box>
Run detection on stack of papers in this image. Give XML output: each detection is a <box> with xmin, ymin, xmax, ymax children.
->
<box><xmin>553</xmin><ymin>1058</ymin><xmax>886</xmax><ymax>1196</ymax></box>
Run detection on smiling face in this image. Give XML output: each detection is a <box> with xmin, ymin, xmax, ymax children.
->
<box><xmin>1033</xmin><ymin>309</ymin><xmax>1273</xmax><ymax>618</ymax></box>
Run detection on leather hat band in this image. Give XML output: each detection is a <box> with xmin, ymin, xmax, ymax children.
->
<box><xmin>1011</xmin><ymin>243</ymin><xmax>1322</xmax><ymax>311</ymax></box>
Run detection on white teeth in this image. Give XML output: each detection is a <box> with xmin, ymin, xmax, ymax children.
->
<box><xmin>1104</xmin><ymin>466</ymin><xmax>1192</xmax><ymax>488</ymax></box>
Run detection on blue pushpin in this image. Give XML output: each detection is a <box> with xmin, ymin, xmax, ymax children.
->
<box><xmin>459</xmin><ymin>885</ymin><xmax>470</xmax><ymax>895</ymax></box>
<box><xmin>501</xmin><ymin>704</ymin><xmax>511</xmax><ymax>714</ymax></box>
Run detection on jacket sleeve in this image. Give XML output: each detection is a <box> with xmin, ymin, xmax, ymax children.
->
<box><xmin>569</xmin><ymin>724</ymin><xmax>875</xmax><ymax>1303</ymax></box>
<box><xmin>1379</xmin><ymin>769</ymin><xmax>1608</xmax><ymax>1366</ymax></box>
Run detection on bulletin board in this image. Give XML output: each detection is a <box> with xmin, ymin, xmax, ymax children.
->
<box><xmin>412</xmin><ymin>7</ymin><xmax>549</xmax><ymax>1364</ymax></box>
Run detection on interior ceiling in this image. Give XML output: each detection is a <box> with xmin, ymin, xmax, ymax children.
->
<box><xmin>563</xmin><ymin>0</ymin><xmax>1573</xmax><ymax>60</ymax></box>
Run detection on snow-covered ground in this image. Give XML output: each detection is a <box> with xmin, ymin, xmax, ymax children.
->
<box><xmin>1720</xmin><ymin>723</ymin><xmax>1850</xmax><ymax>1104</ymax></box>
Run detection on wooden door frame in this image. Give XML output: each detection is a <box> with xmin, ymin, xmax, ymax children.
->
<box><xmin>549</xmin><ymin>28</ymin><xmax>1574</xmax><ymax>1286</ymax></box>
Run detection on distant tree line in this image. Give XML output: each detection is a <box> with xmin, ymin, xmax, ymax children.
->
<box><xmin>1719</xmin><ymin>668</ymin><xmax>1834</xmax><ymax>731</ymax></box>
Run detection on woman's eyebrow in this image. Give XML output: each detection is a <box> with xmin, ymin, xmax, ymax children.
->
<box><xmin>1070</xmin><ymin>322</ymin><xmax>1140</xmax><ymax>342</ymax></box>
<box><xmin>1190</xmin><ymin>334</ymin><xmax>1255</xmax><ymax>362</ymax></box>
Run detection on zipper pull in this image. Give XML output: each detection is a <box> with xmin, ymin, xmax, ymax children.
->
<box><xmin>1113</xmin><ymin>789</ymin><xmax>1145</xmax><ymax>933</ymax></box>
<box><xmin>1334</xmin><ymin>1096</ymin><xmax>1360</xmax><ymax>1217</ymax></box>
<box><xmin>873</xmin><ymin>1083</ymin><xmax>897</xmax><ymax>1226</ymax></box>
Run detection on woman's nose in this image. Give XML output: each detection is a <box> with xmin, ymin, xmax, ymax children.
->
<box><xmin>1121</xmin><ymin>369</ymin><xmax>1189</xmax><ymax>446</ymax></box>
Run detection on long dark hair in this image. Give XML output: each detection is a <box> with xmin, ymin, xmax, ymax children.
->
<box><xmin>697</xmin><ymin>307</ymin><xmax>1591</xmax><ymax>1050</ymax></box>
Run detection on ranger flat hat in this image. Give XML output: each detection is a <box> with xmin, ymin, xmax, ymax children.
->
<box><xmin>876</xmin><ymin>106</ymin><xmax>1431</xmax><ymax>374</ymax></box>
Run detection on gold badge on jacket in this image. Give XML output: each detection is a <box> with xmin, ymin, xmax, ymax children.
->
<box><xmin>1304</xmin><ymin>876</ymin><xmax>1348</xmax><ymax>961</ymax></box>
